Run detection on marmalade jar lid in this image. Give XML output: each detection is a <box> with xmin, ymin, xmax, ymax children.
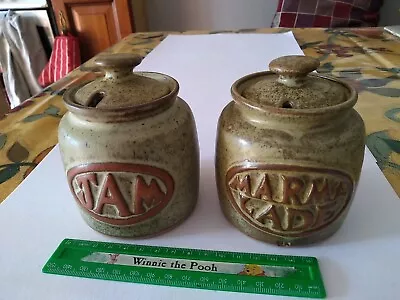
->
<box><xmin>233</xmin><ymin>55</ymin><xmax>351</xmax><ymax>110</ymax></box>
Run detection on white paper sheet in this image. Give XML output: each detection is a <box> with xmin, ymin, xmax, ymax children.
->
<box><xmin>1</xmin><ymin>33</ymin><xmax>399</xmax><ymax>300</ymax></box>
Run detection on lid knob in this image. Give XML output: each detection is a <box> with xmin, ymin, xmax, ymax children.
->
<box><xmin>94</xmin><ymin>53</ymin><xmax>143</xmax><ymax>79</ymax></box>
<box><xmin>269</xmin><ymin>55</ymin><xmax>320</xmax><ymax>88</ymax></box>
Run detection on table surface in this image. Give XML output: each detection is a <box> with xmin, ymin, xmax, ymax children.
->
<box><xmin>0</xmin><ymin>27</ymin><xmax>399</xmax><ymax>202</ymax></box>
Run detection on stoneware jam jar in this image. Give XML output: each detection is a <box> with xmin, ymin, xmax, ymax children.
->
<box><xmin>58</xmin><ymin>54</ymin><xmax>199</xmax><ymax>237</ymax></box>
<box><xmin>216</xmin><ymin>55</ymin><xmax>365</xmax><ymax>246</ymax></box>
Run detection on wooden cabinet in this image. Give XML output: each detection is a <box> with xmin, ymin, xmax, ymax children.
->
<box><xmin>51</xmin><ymin>0</ymin><xmax>134</xmax><ymax>62</ymax></box>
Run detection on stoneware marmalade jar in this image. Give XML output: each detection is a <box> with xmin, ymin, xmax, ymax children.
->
<box><xmin>216</xmin><ymin>55</ymin><xmax>365</xmax><ymax>246</ymax></box>
<box><xmin>59</xmin><ymin>54</ymin><xmax>199</xmax><ymax>237</ymax></box>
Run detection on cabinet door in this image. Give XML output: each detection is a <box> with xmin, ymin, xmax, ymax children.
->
<box><xmin>51</xmin><ymin>0</ymin><xmax>134</xmax><ymax>61</ymax></box>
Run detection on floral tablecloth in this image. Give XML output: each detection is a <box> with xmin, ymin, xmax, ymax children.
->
<box><xmin>0</xmin><ymin>27</ymin><xmax>399</xmax><ymax>203</ymax></box>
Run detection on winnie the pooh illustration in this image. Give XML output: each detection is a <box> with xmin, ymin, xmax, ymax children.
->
<box><xmin>238</xmin><ymin>264</ymin><xmax>265</xmax><ymax>276</ymax></box>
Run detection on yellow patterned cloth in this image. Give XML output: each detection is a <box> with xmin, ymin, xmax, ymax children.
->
<box><xmin>0</xmin><ymin>28</ymin><xmax>399</xmax><ymax>202</ymax></box>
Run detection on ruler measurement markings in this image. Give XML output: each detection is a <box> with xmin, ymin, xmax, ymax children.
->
<box><xmin>63</xmin><ymin>239</ymin><xmax>310</xmax><ymax>265</ymax></box>
<box><xmin>47</xmin><ymin>266</ymin><xmax>320</xmax><ymax>298</ymax></box>
<box><xmin>49</xmin><ymin>265</ymin><xmax>318</xmax><ymax>289</ymax></box>
<box><xmin>46</xmin><ymin>262</ymin><xmax>318</xmax><ymax>286</ymax></box>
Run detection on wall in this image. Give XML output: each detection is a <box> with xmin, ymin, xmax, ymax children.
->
<box><xmin>146</xmin><ymin>0</ymin><xmax>399</xmax><ymax>32</ymax></box>
<box><xmin>0</xmin><ymin>0</ymin><xmax>47</xmax><ymax>9</ymax></box>
<box><xmin>131</xmin><ymin>0</ymin><xmax>149</xmax><ymax>32</ymax></box>
<box><xmin>379</xmin><ymin>0</ymin><xmax>400</xmax><ymax>26</ymax></box>
<box><xmin>146</xmin><ymin>0</ymin><xmax>279</xmax><ymax>31</ymax></box>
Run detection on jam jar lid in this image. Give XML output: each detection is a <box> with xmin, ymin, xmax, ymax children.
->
<box><xmin>65</xmin><ymin>53</ymin><xmax>174</xmax><ymax>109</ymax></box>
<box><xmin>232</xmin><ymin>55</ymin><xmax>352</xmax><ymax>110</ymax></box>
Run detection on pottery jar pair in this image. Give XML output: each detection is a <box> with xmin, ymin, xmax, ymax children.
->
<box><xmin>59</xmin><ymin>54</ymin><xmax>365</xmax><ymax>245</ymax></box>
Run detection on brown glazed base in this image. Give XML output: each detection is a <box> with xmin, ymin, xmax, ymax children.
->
<box><xmin>79</xmin><ymin>198</ymin><xmax>197</xmax><ymax>239</ymax></box>
<box><xmin>219</xmin><ymin>200</ymin><xmax>350</xmax><ymax>247</ymax></box>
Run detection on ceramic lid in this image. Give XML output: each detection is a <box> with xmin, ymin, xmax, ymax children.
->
<box><xmin>68</xmin><ymin>53</ymin><xmax>171</xmax><ymax>109</ymax></box>
<box><xmin>235</xmin><ymin>55</ymin><xmax>350</xmax><ymax>110</ymax></box>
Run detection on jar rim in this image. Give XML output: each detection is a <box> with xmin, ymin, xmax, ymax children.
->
<box><xmin>231</xmin><ymin>71</ymin><xmax>357</xmax><ymax>116</ymax></box>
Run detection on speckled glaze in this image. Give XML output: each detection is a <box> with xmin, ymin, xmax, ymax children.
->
<box><xmin>216</xmin><ymin>55</ymin><xmax>365</xmax><ymax>246</ymax></box>
<box><xmin>58</xmin><ymin>54</ymin><xmax>199</xmax><ymax>237</ymax></box>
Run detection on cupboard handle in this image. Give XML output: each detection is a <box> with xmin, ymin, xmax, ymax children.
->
<box><xmin>59</xmin><ymin>11</ymin><xmax>68</xmax><ymax>35</ymax></box>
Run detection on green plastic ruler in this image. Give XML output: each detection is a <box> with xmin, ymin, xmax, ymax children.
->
<box><xmin>43</xmin><ymin>238</ymin><xmax>326</xmax><ymax>298</ymax></box>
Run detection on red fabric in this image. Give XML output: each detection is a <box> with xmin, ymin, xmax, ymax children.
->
<box><xmin>272</xmin><ymin>0</ymin><xmax>384</xmax><ymax>28</ymax></box>
<box><xmin>38</xmin><ymin>34</ymin><xmax>81</xmax><ymax>88</ymax></box>
<box><xmin>314</xmin><ymin>15</ymin><xmax>332</xmax><ymax>27</ymax></box>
